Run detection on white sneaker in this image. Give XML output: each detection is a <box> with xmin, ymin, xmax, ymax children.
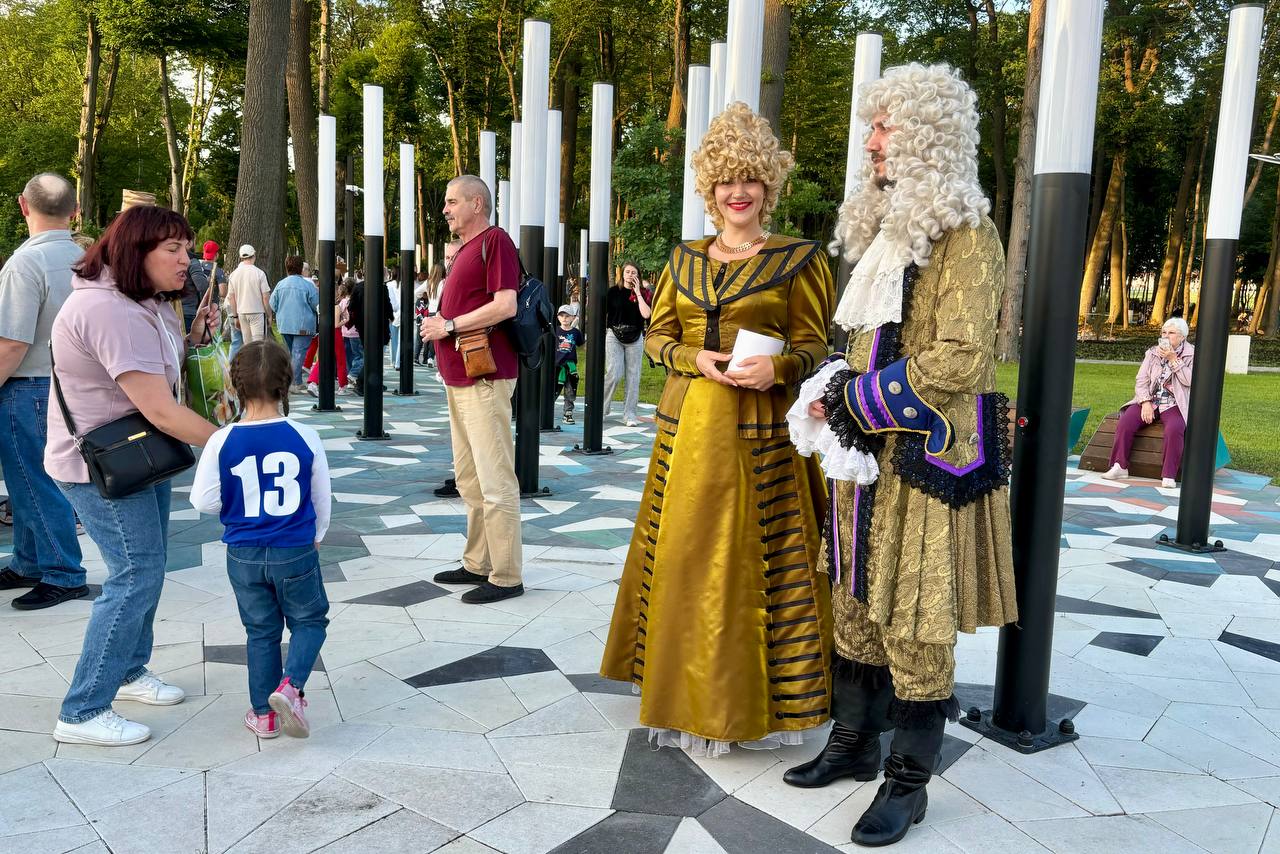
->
<box><xmin>53</xmin><ymin>709</ymin><xmax>151</xmax><ymax>746</ymax></box>
<box><xmin>1101</xmin><ymin>464</ymin><xmax>1128</xmax><ymax>480</ymax></box>
<box><xmin>115</xmin><ymin>670</ymin><xmax>185</xmax><ymax>706</ymax></box>
<box><xmin>1162</xmin><ymin>477</ymin><xmax>1177</xmax><ymax>489</ymax></box>
<box><xmin>306</xmin><ymin>382</ymin><xmax>318</xmax><ymax>396</ymax></box>
<box><xmin>624</xmin><ymin>419</ymin><xmax>639</xmax><ymax>427</ymax></box>
<box><xmin>336</xmin><ymin>386</ymin><xmax>352</xmax><ymax>396</ymax></box>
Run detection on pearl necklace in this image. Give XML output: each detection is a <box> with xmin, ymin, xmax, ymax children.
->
<box><xmin>715</xmin><ymin>231</ymin><xmax>770</xmax><ymax>254</ymax></box>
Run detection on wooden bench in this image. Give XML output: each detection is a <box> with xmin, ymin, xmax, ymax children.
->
<box><xmin>1078</xmin><ymin>411</ymin><xmax>1231</xmax><ymax>480</ymax></box>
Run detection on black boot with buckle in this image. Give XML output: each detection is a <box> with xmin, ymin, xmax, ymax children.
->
<box><xmin>784</xmin><ymin>657</ymin><xmax>892</xmax><ymax>788</ymax></box>
<box><xmin>849</xmin><ymin>696</ymin><xmax>957</xmax><ymax>848</ymax></box>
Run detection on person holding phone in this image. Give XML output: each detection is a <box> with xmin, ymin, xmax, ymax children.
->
<box><xmin>46</xmin><ymin>206</ymin><xmax>219</xmax><ymax>746</ymax></box>
<box><xmin>1103</xmin><ymin>316</ymin><xmax>1195</xmax><ymax>489</ymax></box>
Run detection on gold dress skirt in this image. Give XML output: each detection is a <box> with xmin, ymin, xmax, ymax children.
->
<box><xmin>600</xmin><ymin>379</ymin><xmax>834</xmax><ymax>754</ymax></box>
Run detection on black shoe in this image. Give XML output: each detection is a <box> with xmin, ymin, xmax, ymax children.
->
<box><xmin>784</xmin><ymin>723</ymin><xmax>881</xmax><ymax>788</ymax></box>
<box><xmin>433</xmin><ymin>478</ymin><xmax>459</xmax><ymax>498</ymax></box>
<box><xmin>563</xmin><ymin>414</ymin><xmax>574</xmax><ymax>424</ymax></box>
<box><xmin>11</xmin><ymin>582</ymin><xmax>90</xmax><ymax>611</ymax></box>
<box><xmin>849</xmin><ymin>697</ymin><xmax>950</xmax><ymax>847</ymax></box>
<box><xmin>434</xmin><ymin>566</ymin><xmax>489</xmax><ymax>585</ymax></box>
<box><xmin>462</xmin><ymin>582</ymin><xmax>525</xmax><ymax>604</ymax></box>
<box><xmin>849</xmin><ymin>755</ymin><xmax>930</xmax><ymax>847</ymax></box>
<box><xmin>0</xmin><ymin>568</ymin><xmax>39</xmax><ymax>590</ymax></box>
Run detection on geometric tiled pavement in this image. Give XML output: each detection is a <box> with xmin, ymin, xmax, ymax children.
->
<box><xmin>3</xmin><ymin>360</ymin><xmax>1280</xmax><ymax>853</ymax></box>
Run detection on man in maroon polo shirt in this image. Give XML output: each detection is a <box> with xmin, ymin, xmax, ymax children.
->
<box><xmin>419</xmin><ymin>175</ymin><xmax>524</xmax><ymax>604</ymax></box>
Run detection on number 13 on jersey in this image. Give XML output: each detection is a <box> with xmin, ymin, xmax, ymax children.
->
<box><xmin>230</xmin><ymin>453</ymin><xmax>303</xmax><ymax>517</ymax></box>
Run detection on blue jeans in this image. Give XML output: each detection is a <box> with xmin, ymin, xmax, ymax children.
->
<box><xmin>344</xmin><ymin>337</ymin><xmax>365</xmax><ymax>379</ymax></box>
<box><xmin>281</xmin><ymin>333</ymin><xmax>314</xmax><ymax>386</ymax></box>
<box><xmin>0</xmin><ymin>378</ymin><xmax>84</xmax><ymax>588</ymax></box>
<box><xmin>229</xmin><ymin>324</ymin><xmax>244</xmax><ymax>361</ymax></box>
<box><xmin>56</xmin><ymin>479</ymin><xmax>171</xmax><ymax>723</ymax></box>
<box><xmin>389</xmin><ymin>323</ymin><xmax>400</xmax><ymax>370</ymax></box>
<box><xmin>226</xmin><ymin>545</ymin><xmax>329</xmax><ymax>714</ymax></box>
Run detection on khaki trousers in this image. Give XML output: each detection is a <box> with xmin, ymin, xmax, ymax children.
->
<box><xmin>446</xmin><ymin>378</ymin><xmax>522</xmax><ymax>587</ymax></box>
<box><xmin>239</xmin><ymin>313</ymin><xmax>268</xmax><ymax>344</ymax></box>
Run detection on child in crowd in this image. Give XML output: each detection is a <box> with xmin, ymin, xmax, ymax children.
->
<box><xmin>338</xmin><ymin>276</ymin><xmax>363</xmax><ymax>385</ymax></box>
<box><xmin>554</xmin><ymin>305</ymin><xmax>585</xmax><ymax>424</ymax></box>
<box><xmin>190</xmin><ymin>340</ymin><xmax>332</xmax><ymax>739</ymax></box>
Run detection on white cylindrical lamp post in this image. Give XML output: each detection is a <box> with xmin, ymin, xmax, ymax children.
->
<box><xmin>1176</xmin><ymin>2</ymin><xmax>1265</xmax><ymax>550</ymax></box>
<box><xmin>724</xmin><ymin>0</ymin><xmax>763</xmax><ymax>111</ymax></box>
<box><xmin>581</xmin><ymin>81</ymin><xmax>614</xmax><ymax>455</ymax></box>
<box><xmin>983</xmin><ymin>0</ymin><xmax>1106</xmax><ymax>751</ymax></box>
<box><xmin>359</xmin><ymin>84</ymin><xmax>389</xmax><ymax>439</ymax></box>
<box><xmin>681</xmin><ymin>65</ymin><xmax>711</xmax><ymax>242</ymax></box>
<box><xmin>540</xmin><ymin>108</ymin><xmax>563</xmax><ymax>429</ymax></box>
<box><xmin>498</xmin><ymin>179</ymin><xmax>511</xmax><ymax>232</ymax></box>
<box><xmin>395</xmin><ymin>142</ymin><xmax>417</xmax><ymax>396</ymax></box>
<box><xmin>509</xmin><ymin>122</ymin><xmax>522</xmax><ymax>249</ymax></box>
<box><xmin>315</xmin><ymin>114</ymin><xmax>339</xmax><ymax>411</ymax></box>
<box><xmin>515</xmin><ymin>19</ymin><xmax>551</xmax><ymax>493</ymax></box>
<box><xmin>480</xmin><ymin>130</ymin><xmax>497</xmax><ymax>226</ymax></box>
<box><xmin>706</xmin><ymin>41</ymin><xmax>728</xmax><ymax>235</ymax></box>
<box><xmin>832</xmin><ymin>33</ymin><xmax>884</xmax><ymax>335</ymax></box>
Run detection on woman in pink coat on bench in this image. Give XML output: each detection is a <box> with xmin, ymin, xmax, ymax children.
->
<box><xmin>1103</xmin><ymin>316</ymin><xmax>1194</xmax><ymax>489</ymax></box>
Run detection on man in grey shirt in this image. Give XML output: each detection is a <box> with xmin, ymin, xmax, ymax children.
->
<box><xmin>0</xmin><ymin>173</ymin><xmax>87</xmax><ymax>610</ymax></box>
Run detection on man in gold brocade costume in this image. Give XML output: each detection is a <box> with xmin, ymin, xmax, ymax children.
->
<box><xmin>782</xmin><ymin>64</ymin><xmax>1018</xmax><ymax>847</ymax></box>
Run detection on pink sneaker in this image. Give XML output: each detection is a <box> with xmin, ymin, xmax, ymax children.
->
<box><xmin>268</xmin><ymin>677</ymin><xmax>310</xmax><ymax>738</ymax></box>
<box><xmin>244</xmin><ymin>709</ymin><xmax>279</xmax><ymax>738</ymax></box>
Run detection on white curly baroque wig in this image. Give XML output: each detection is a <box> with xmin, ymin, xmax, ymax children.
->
<box><xmin>830</xmin><ymin>63</ymin><xmax>990</xmax><ymax>268</ymax></box>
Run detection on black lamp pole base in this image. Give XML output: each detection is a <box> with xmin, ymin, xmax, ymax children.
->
<box><xmin>1157</xmin><ymin>532</ymin><xmax>1227</xmax><ymax>554</ymax></box>
<box><xmin>959</xmin><ymin>708</ymin><xmax>1079</xmax><ymax>755</ymax></box>
<box><xmin>521</xmin><ymin>486</ymin><xmax>552</xmax><ymax>499</ymax></box>
<box><xmin>355</xmin><ymin>430</ymin><xmax>392</xmax><ymax>441</ymax></box>
<box><xmin>570</xmin><ymin>444</ymin><xmax>613</xmax><ymax>456</ymax></box>
<box><xmin>312</xmin><ymin>404</ymin><xmax>342</xmax><ymax>413</ymax></box>
<box><xmin>391</xmin><ymin>390</ymin><xmax>421</xmax><ymax>397</ymax></box>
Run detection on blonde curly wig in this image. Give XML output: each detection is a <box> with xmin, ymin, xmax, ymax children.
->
<box><xmin>830</xmin><ymin>63</ymin><xmax>990</xmax><ymax>268</ymax></box>
<box><xmin>692</xmin><ymin>102</ymin><xmax>795</xmax><ymax>231</ymax></box>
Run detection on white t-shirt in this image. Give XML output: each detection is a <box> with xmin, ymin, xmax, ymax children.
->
<box><xmin>228</xmin><ymin>262</ymin><xmax>270</xmax><ymax>316</ymax></box>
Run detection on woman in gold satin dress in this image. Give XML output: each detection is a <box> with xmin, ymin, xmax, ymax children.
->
<box><xmin>599</xmin><ymin>103</ymin><xmax>836</xmax><ymax>755</ymax></box>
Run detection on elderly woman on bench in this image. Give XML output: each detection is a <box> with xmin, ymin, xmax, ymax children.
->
<box><xmin>1103</xmin><ymin>317</ymin><xmax>1194</xmax><ymax>489</ymax></box>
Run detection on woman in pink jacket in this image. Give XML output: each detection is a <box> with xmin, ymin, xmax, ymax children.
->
<box><xmin>1102</xmin><ymin>317</ymin><xmax>1194</xmax><ymax>488</ymax></box>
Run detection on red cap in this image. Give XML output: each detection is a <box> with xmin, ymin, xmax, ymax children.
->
<box><xmin>202</xmin><ymin>240</ymin><xmax>220</xmax><ymax>261</ymax></box>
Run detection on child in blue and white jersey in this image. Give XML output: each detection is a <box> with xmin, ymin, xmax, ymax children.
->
<box><xmin>191</xmin><ymin>340</ymin><xmax>331</xmax><ymax>739</ymax></box>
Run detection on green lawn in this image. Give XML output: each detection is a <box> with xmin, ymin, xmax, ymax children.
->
<box><xmin>607</xmin><ymin>358</ymin><xmax>1280</xmax><ymax>484</ymax></box>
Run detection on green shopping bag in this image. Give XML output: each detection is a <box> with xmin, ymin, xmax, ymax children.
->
<box><xmin>184</xmin><ymin>282</ymin><xmax>239</xmax><ymax>426</ymax></box>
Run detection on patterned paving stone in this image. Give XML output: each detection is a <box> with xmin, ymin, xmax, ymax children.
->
<box><xmin>406</xmin><ymin>646</ymin><xmax>559</xmax><ymax>688</ymax></box>
<box><xmin>4</xmin><ymin>370</ymin><xmax>1280</xmax><ymax>853</ymax></box>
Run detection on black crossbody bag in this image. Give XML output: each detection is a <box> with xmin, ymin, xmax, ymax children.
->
<box><xmin>49</xmin><ymin>344</ymin><xmax>195</xmax><ymax>499</ymax></box>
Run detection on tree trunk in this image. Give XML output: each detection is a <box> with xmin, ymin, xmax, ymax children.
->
<box><xmin>1149</xmin><ymin>124</ymin><xmax>1201</xmax><ymax>326</ymax></box>
<box><xmin>1245</xmin><ymin>90</ymin><xmax>1280</xmax><ymax>206</ymax></box>
<box><xmin>1085</xmin><ymin>147</ymin><xmax>1107</xmax><ymax>254</ymax></box>
<box><xmin>157</xmin><ymin>53</ymin><xmax>184</xmax><ymax>214</ymax></box>
<box><xmin>1107</xmin><ymin>211</ymin><xmax>1124</xmax><ymax>324</ymax></box>
<box><xmin>996</xmin><ymin>0</ymin><xmax>1044</xmax><ymax>362</ymax></box>
<box><xmin>287</xmin><ymin>0</ymin><xmax>319</xmax><ymax>264</ymax></box>
<box><xmin>1181</xmin><ymin>183</ymin><xmax>1202</xmax><ymax>322</ymax></box>
<box><xmin>666</xmin><ymin>0</ymin><xmax>688</xmax><ymax>132</ymax></box>
<box><xmin>74</xmin><ymin>15</ymin><xmax>101</xmax><ymax>227</ymax></box>
<box><xmin>318</xmin><ymin>0</ymin><xmax>330</xmax><ymax>113</ymax></box>
<box><xmin>1078</xmin><ymin>151</ymin><xmax>1125</xmax><ymax>322</ymax></box>
<box><xmin>416</xmin><ymin>169</ymin><xmax>426</xmax><ymax>267</ymax></box>
<box><xmin>181</xmin><ymin>63</ymin><xmax>220</xmax><ymax>212</ymax></box>
<box><xmin>983</xmin><ymin>0</ymin><xmax>1009</xmax><ymax>239</ymax></box>
<box><xmin>230</xmin><ymin>0</ymin><xmax>291</xmax><ymax>283</ymax></box>
<box><xmin>1121</xmin><ymin>218</ymin><xmax>1130</xmax><ymax>327</ymax></box>
<box><xmin>560</xmin><ymin>55</ymin><xmax>580</xmax><ymax>224</ymax></box>
<box><xmin>760</xmin><ymin>0</ymin><xmax>790</xmax><ymax>134</ymax></box>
